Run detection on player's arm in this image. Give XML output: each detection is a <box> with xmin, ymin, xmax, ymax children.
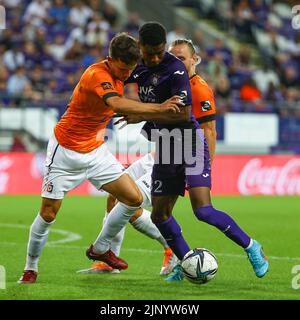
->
<box><xmin>119</xmin><ymin>64</ymin><xmax>193</xmax><ymax>124</ymax></box>
<box><xmin>125</xmin><ymin>104</ymin><xmax>191</xmax><ymax>124</ymax></box>
<box><xmin>105</xmin><ymin>95</ymin><xmax>182</xmax><ymax>116</ymax></box>
<box><xmin>193</xmin><ymin>84</ymin><xmax>217</xmax><ymax>163</ymax></box>
<box><xmin>200</xmin><ymin>120</ymin><xmax>217</xmax><ymax>163</ymax></box>
<box><xmin>93</xmin><ymin>72</ymin><xmax>181</xmax><ymax>116</ymax></box>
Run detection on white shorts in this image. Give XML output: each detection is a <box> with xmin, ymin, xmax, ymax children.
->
<box><xmin>41</xmin><ymin>134</ymin><xmax>125</xmax><ymax>199</ymax></box>
<box><xmin>125</xmin><ymin>153</ymin><xmax>154</xmax><ymax>207</ymax></box>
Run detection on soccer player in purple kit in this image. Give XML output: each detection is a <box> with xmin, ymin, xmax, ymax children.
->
<box><xmin>87</xmin><ymin>22</ymin><xmax>269</xmax><ymax>280</ymax></box>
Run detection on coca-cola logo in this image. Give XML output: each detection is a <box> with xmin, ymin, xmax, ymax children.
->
<box><xmin>238</xmin><ymin>158</ymin><xmax>300</xmax><ymax>195</ymax></box>
<box><xmin>0</xmin><ymin>156</ymin><xmax>13</xmax><ymax>194</ymax></box>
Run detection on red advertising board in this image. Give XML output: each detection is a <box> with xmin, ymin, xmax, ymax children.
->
<box><xmin>211</xmin><ymin>155</ymin><xmax>300</xmax><ymax>195</ymax></box>
<box><xmin>0</xmin><ymin>152</ymin><xmax>299</xmax><ymax>196</ymax></box>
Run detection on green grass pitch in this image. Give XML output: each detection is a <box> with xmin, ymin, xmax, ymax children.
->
<box><xmin>0</xmin><ymin>195</ymin><xmax>299</xmax><ymax>300</ymax></box>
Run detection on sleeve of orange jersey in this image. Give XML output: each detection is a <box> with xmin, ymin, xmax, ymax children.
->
<box><xmin>92</xmin><ymin>69</ymin><xmax>121</xmax><ymax>103</ymax></box>
<box><xmin>192</xmin><ymin>82</ymin><xmax>216</xmax><ymax>124</ymax></box>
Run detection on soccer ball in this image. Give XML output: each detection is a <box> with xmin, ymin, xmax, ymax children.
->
<box><xmin>181</xmin><ymin>248</ymin><xmax>218</xmax><ymax>284</ymax></box>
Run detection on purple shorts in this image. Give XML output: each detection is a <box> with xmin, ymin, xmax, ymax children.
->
<box><xmin>151</xmin><ymin>128</ymin><xmax>212</xmax><ymax>196</ymax></box>
<box><xmin>186</xmin><ymin>137</ymin><xmax>211</xmax><ymax>190</ymax></box>
<box><xmin>151</xmin><ymin>164</ymin><xmax>186</xmax><ymax>196</ymax></box>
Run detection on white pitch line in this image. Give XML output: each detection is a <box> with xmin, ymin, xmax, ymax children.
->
<box><xmin>0</xmin><ymin>240</ymin><xmax>299</xmax><ymax>262</ymax></box>
<box><xmin>0</xmin><ymin>223</ymin><xmax>82</xmax><ymax>245</ymax></box>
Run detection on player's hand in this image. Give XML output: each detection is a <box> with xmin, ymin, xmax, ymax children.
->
<box><xmin>160</xmin><ymin>95</ymin><xmax>184</xmax><ymax>113</ymax></box>
<box><xmin>114</xmin><ymin>115</ymin><xmax>144</xmax><ymax>128</ymax></box>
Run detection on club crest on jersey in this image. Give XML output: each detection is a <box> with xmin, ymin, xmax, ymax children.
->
<box><xmin>100</xmin><ymin>82</ymin><xmax>113</xmax><ymax>90</ymax></box>
<box><xmin>201</xmin><ymin>100</ymin><xmax>212</xmax><ymax>112</ymax></box>
<box><xmin>46</xmin><ymin>182</ymin><xmax>53</xmax><ymax>193</ymax></box>
<box><xmin>151</xmin><ymin>74</ymin><xmax>160</xmax><ymax>86</ymax></box>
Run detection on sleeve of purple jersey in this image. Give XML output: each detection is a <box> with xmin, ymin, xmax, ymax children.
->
<box><xmin>170</xmin><ymin>64</ymin><xmax>192</xmax><ymax>106</ymax></box>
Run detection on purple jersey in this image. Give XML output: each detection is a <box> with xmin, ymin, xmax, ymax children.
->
<box><xmin>126</xmin><ymin>52</ymin><xmax>207</xmax><ymax>196</ymax></box>
<box><xmin>126</xmin><ymin>52</ymin><xmax>193</xmax><ymax>130</ymax></box>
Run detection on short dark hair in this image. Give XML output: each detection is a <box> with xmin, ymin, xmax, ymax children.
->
<box><xmin>139</xmin><ymin>22</ymin><xmax>167</xmax><ymax>46</ymax></box>
<box><xmin>109</xmin><ymin>32</ymin><xmax>140</xmax><ymax>64</ymax></box>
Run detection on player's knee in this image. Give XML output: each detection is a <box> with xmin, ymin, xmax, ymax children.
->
<box><xmin>122</xmin><ymin>190</ymin><xmax>143</xmax><ymax>208</ymax></box>
<box><xmin>40</xmin><ymin>203</ymin><xmax>59</xmax><ymax>222</ymax></box>
<box><xmin>40</xmin><ymin>209</ymin><xmax>56</xmax><ymax>223</ymax></box>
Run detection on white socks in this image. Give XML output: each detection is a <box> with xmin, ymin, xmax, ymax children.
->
<box><xmin>25</xmin><ymin>213</ymin><xmax>54</xmax><ymax>272</ymax></box>
<box><xmin>98</xmin><ymin>208</ymin><xmax>169</xmax><ymax>256</ymax></box>
<box><xmin>93</xmin><ymin>202</ymin><xmax>139</xmax><ymax>254</ymax></box>
<box><xmin>131</xmin><ymin>209</ymin><xmax>168</xmax><ymax>248</ymax></box>
<box><xmin>102</xmin><ymin>212</ymin><xmax>125</xmax><ymax>257</ymax></box>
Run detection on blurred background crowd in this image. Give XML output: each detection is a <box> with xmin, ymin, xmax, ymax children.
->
<box><xmin>0</xmin><ymin>0</ymin><xmax>299</xmax><ymax>152</ymax></box>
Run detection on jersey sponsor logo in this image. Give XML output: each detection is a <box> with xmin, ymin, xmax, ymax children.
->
<box><xmin>201</xmin><ymin>100</ymin><xmax>212</xmax><ymax>112</ymax></box>
<box><xmin>174</xmin><ymin>70</ymin><xmax>185</xmax><ymax>75</ymax></box>
<box><xmin>138</xmin><ymin>86</ymin><xmax>156</xmax><ymax>97</ymax></box>
<box><xmin>100</xmin><ymin>82</ymin><xmax>113</xmax><ymax>90</ymax></box>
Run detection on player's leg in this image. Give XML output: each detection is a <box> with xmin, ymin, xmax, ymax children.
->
<box><xmin>19</xmin><ymin>135</ymin><xmax>86</xmax><ymax>283</ymax></box>
<box><xmin>125</xmin><ymin>154</ymin><xmax>177</xmax><ymax>273</ymax></box>
<box><xmin>87</xmin><ymin>153</ymin><xmax>176</xmax><ymax>272</ymax></box>
<box><xmin>83</xmin><ymin>175</ymin><xmax>176</xmax><ymax>274</ymax></box>
<box><xmin>187</xmin><ymin>133</ymin><xmax>268</xmax><ymax>277</ymax></box>
<box><xmin>189</xmin><ymin>186</ymin><xmax>252</xmax><ymax>248</ymax></box>
<box><xmin>129</xmin><ymin>208</ymin><xmax>168</xmax><ymax>247</ymax></box>
<box><xmin>147</xmin><ymin>164</ymin><xmax>191</xmax><ymax>281</ymax></box>
<box><xmin>107</xmin><ymin>193</ymin><xmax>118</xmax><ymax>212</ymax></box>
<box><xmin>93</xmin><ymin>168</ymin><xmax>151</xmax><ymax>242</ymax></box>
<box><xmin>77</xmin><ymin>193</ymin><xmax>125</xmax><ymax>274</ymax></box>
<box><xmin>101</xmin><ymin>154</ymin><xmax>155</xmax><ymax>258</ymax></box>
<box><xmin>86</xmin><ymin>172</ymin><xmax>147</xmax><ymax>269</ymax></box>
<box><xmin>151</xmin><ymin>195</ymin><xmax>190</xmax><ymax>261</ymax></box>
<box><xmin>189</xmin><ymin>186</ymin><xmax>269</xmax><ymax>277</ymax></box>
<box><xmin>18</xmin><ymin>198</ymin><xmax>62</xmax><ymax>284</ymax></box>
<box><xmin>150</xmin><ymin>162</ymin><xmax>191</xmax><ymax>260</ymax></box>
<box><xmin>151</xmin><ymin>194</ymin><xmax>191</xmax><ymax>282</ymax></box>
<box><xmin>129</xmin><ymin>207</ymin><xmax>178</xmax><ymax>275</ymax></box>
<box><xmin>102</xmin><ymin>193</ymin><xmax>126</xmax><ymax>257</ymax></box>
<box><xmin>103</xmin><ymin>194</ymin><xmax>126</xmax><ymax>257</ymax></box>
<box><xmin>86</xmin><ymin>143</ymin><xmax>145</xmax><ymax>264</ymax></box>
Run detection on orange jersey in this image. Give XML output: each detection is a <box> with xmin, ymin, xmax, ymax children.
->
<box><xmin>54</xmin><ymin>61</ymin><xmax>123</xmax><ymax>153</ymax></box>
<box><xmin>190</xmin><ymin>74</ymin><xmax>216</xmax><ymax>124</ymax></box>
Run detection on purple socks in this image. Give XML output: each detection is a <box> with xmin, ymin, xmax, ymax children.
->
<box><xmin>154</xmin><ymin>216</ymin><xmax>190</xmax><ymax>260</ymax></box>
<box><xmin>153</xmin><ymin>205</ymin><xmax>251</xmax><ymax>261</ymax></box>
<box><xmin>194</xmin><ymin>205</ymin><xmax>251</xmax><ymax>248</ymax></box>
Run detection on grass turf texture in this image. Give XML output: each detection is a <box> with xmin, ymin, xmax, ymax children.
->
<box><xmin>0</xmin><ymin>195</ymin><xmax>299</xmax><ymax>300</ymax></box>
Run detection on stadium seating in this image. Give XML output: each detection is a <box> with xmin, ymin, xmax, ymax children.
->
<box><xmin>0</xmin><ymin>0</ymin><xmax>299</xmax><ymax>153</ymax></box>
